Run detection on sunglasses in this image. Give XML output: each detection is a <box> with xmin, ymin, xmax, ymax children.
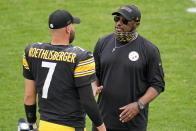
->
<box><xmin>114</xmin><ymin>16</ymin><xmax>130</xmax><ymax>25</ymax></box>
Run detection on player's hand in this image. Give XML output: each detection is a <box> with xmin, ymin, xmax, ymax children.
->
<box><xmin>93</xmin><ymin>85</ymin><xmax>103</xmax><ymax>97</ymax></box>
<box><xmin>97</xmin><ymin>123</ymin><xmax>106</xmax><ymax>131</ymax></box>
<box><xmin>119</xmin><ymin>102</ymin><xmax>139</xmax><ymax>123</ymax></box>
<box><xmin>29</xmin><ymin>123</ymin><xmax>38</xmax><ymax>131</ymax></box>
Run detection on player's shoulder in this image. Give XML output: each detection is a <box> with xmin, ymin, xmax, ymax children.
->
<box><xmin>25</xmin><ymin>42</ymin><xmax>49</xmax><ymax>50</ymax></box>
<box><xmin>71</xmin><ymin>46</ymin><xmax>93</xmax><ymax>60</ymax></box>
<box><xmin>71</xmin><ymin>46</ymin><xmax>91</xmax><ymax>54</ymax></box>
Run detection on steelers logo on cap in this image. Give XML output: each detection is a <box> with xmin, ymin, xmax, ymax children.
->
<box><xmin>128</xmin><ymin>51</ymin><xmax>139</xmax><ymax>61</ymax></box>
<box><xmin>50</xmin><ymin>24</ymin><xmax>54</xmax><ymax>28</ymax></box>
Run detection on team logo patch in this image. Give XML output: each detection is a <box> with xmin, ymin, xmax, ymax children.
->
<box><xmin>128</xmin><ymin>51</ymin><xmax>139</xmax><ymax>61</ymax></box>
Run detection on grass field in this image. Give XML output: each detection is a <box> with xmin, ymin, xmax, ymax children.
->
<box><xmin>0</xmin><ymin>0</ymin><xmax>196</xmax><ymax>130</ymax></box>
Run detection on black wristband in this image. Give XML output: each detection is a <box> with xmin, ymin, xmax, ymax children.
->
<box><xmin>24</xmin><ymin>104</ymin><xmax>37</xmax><ymax>123</ymax></box>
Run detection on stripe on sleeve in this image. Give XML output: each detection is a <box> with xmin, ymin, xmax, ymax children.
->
<box><xmin>79</xmin><ymin>57</ymin><xmax>94</xmax><ymax>64</ymax></box>
<box><xmin>23</xmin><ymin>53</ymin><xmax>30</xmax><ymax>70</ymax></box>
<box><xmin>74</xmin><ymin>57</ymin><xmax>95</xmax><ymax>77</ymax></box>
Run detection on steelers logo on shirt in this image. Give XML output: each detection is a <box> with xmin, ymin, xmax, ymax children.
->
<box><xmin>128</xmin><ymin>51</ymin><xmax>139</xmax><ymax>61</ymax></box>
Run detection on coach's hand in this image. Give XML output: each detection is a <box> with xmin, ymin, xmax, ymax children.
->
<box><xmin>119</xmin><ymin>102</ymin><xmax>139</xmax><ymax>123</ymax></box>
<box><xmin>91</xmin><ymin>81</ymin><xmax>103</xmax><ymax>97</ymax></box>
<box><xmin>94</xmin><ymin>85</ymin><xmax>103</xmax><ymax>97</ymax></box>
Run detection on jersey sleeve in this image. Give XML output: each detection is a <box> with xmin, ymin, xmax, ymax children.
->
<box><xmin>23</xmin><ymin>45</ymin><xmax>34</xmax><ymax>80</ymax></box>
<box><xmin>147</xmin><ymin>47</ymin><xmax>165</xmax><ymax>93</ymax></box>
<box><xmin>74</xmin><ymin>51</ymin><xmax>96</xmax><ymax>87</ymax></box>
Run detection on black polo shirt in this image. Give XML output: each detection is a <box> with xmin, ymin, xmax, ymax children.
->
<box><xmin>93</xmin><ymin>33</ymin><xmax>165</xmax><ymax>130</ymax></box>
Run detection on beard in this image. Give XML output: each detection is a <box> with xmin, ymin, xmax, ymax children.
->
<box><xmin>69</xmin><ymin>29</ymin><xmax>75</xmax><ymax>44</ymax></box>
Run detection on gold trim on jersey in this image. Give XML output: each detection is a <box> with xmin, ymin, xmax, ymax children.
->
<box><xmin>74</xmin><ymin>69</ymin><xmax>95</xmax><ymax>77</ymax></box>
<box><xmin>75</xmin><ymin>62</ymin><xmax>95</xmax><ymax>73</ymax></box>
<box><xmin>39</xmin><ymin>120</ymin><xmax>86</xmax><ymax>131</ymax></box>
<box><xmin>78</xmin><ymin>59</ymin><xmax>94</xmax><ymax>66</ymax></box>
<box><xmin>74</xmin><ymin>58</ymin><xmax>95</xmax><ymax>77</ymax></box>
<box><xmin>23</xmin><ymin>53</ymin><xmax>30</xmax><ymax>70</ymax></box>
<box><xmin>79</xmin><ymin>57</ymin><xmax>94</xmax><ymax>64</ymax></box>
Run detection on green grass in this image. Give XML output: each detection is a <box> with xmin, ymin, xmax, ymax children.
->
<box><xmin>0</xmin><ymin>0</ymin><xmax>196</xmax><ymax>130</ymax></box>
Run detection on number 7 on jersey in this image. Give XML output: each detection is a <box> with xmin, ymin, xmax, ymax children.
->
<box><xmin>41</xmin><ymin>61</ymin><xmax>57</xmax><ymax>99</ymax></box>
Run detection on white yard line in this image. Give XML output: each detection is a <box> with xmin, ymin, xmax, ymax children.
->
<box><xmin>187</xmin><ymin>7</ymin><xmax>196</xmax><ymax>13</ymax></box>
<box><xmin>186</xmin><ymin>0</ymin><xmax>196</xmax><ymax>13</ymax></box>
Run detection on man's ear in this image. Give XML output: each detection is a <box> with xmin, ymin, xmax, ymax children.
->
<box><xmin>65</xmin><ymin>25</ymin><xmax>71</xmax><ymax>33</ymax></box>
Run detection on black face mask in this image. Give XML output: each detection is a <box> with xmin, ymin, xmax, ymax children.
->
<box><xmin>115</xmin><ymin>30</ymin><xmax>137</xmax><ymax>43</ymax></box>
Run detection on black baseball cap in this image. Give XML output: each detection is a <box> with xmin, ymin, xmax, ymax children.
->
<box><xmin>112</xmin><ymin>5</ymin><xmax>141</xmax><ymax>22</ymax></box>
<box><xmin>49</xmin><ymin>9</ymin><xmax>80</xmax><ymax>29</ymax></box>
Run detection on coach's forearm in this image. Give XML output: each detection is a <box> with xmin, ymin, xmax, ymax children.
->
<box><xmin>139</xmin><ymin>87</ymin><xmax>159</xmax><ymax>105</ymax></box>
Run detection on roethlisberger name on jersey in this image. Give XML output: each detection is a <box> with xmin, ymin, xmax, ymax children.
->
<box><xmin>28</xmin><ymin>47</ymin><xmax>76</xmax><ymax>63</ymax></box>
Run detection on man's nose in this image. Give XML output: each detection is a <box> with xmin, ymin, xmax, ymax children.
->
<box><xmin>116</xmin><ymin>19</ymin><xmax>123</xmax><ymax>26</ymax></box>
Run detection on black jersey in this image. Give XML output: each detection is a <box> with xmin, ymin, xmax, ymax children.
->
<box><xmin>93</xmin><ymin>33</ymin><xmax>165</xmax><ymax>130</ymax></box>
<box><xmin>23</xmin><ymin>43</ymin><xmax>96</xmax><ymax>128</ymax></box>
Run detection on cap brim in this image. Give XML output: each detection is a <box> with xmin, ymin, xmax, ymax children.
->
<box><xmin>73</xmin><ymin>17</ymin><xmax>80</xmax><ymax>24</ymax></box>
<box><xmin>112</xmin><ymin>11</ymin><xmax>131</xmax><ymax>21</ymax></box>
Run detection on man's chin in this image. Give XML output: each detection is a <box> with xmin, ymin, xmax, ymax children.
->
<box><xmin>115</xmin><ymin>29</ymin><xmax>124</xmax><ymax>32</ymax></box>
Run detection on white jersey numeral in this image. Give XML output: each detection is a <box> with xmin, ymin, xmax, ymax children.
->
<box><xmin>41</xmin><ymin>61</ymin><xmax>57</xmax><ymax>99</ymax></box>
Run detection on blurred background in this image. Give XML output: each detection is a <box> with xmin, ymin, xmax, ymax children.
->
<box><xmin>0</xmin><ymin>0</ymin><xmax>195</xmax><ymax>130</ymax></box>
